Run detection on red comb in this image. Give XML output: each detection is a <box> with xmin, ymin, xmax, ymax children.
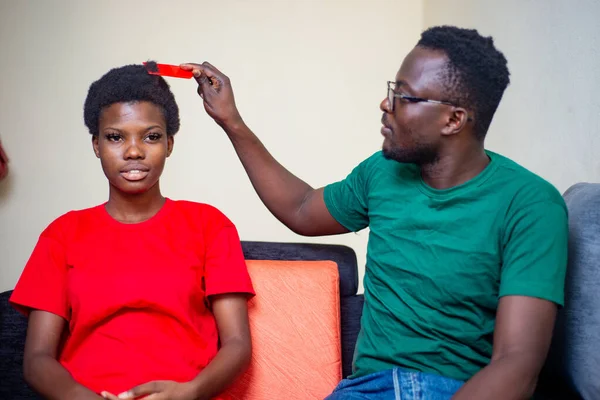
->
<box><xmin>143</xmin><ymin>62</ymin><xmax>193</xmax><ymax>79</ymax></box>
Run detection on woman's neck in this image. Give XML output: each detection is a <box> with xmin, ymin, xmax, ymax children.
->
<box><xmin>104</xmin><ymin>183</ymin><xmax>166</xmax><ymax>224</ymax></box>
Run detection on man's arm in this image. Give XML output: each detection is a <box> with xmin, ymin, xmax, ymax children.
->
<box><xmin>179</xmin><ymin>62</ymin><xmax>348</xmax><ymax>237</ymax></box>
<box><xmin>452</xmin><ymin>296</ymin><xmax>557</xmax><ymax>400</ymax></box>
<box><xmin>24</xmin><ymin>310</ymin><xmax>103</xmax><ymax>400</ymax></box>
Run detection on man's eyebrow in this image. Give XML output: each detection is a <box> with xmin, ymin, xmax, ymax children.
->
<box><xmin>396</xmin><ymin>80</ymin><xmax>413</xmax><ymax>90</ymax></box>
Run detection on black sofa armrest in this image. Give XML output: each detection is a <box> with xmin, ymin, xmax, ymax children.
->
<box><xmin>0</xmin><ymin>290</ymin><xmax>42</xmax><ymax>399</ymax></box>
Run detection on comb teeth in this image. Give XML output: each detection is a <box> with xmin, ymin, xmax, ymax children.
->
<box><xmin>143</xmin><ymin>62</ymin><xmax>193</xmax><ymax>79</ymax></box>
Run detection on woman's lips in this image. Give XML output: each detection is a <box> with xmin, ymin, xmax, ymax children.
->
<box><xmin>120</xmin><ymin>170</ymin><xmax>149</xmax><ymax>181</ymax></box>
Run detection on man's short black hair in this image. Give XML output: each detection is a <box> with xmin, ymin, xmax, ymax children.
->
<box><xmin>83</xmin><ymin>62</ymin><xmax>180</xmax><ymax>136</ymax></box>
<box><xmin>417</xmin><ymin>26</ymin><xmax>510</xmax><ymax>139</ymax></box>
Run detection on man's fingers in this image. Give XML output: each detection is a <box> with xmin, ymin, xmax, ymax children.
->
<box><xmin>182</xmin><ymin>61</ymin><xmax>221</xmax><ymax>77</ymax></box>
<box><xmin>179</xmin><ymin>63</ymin><xmax>211</xmax><ymax>88</ymax></box>
<box><xmin>179</xmin><ymin>63</ymin><xmax>207</xmax><ymax>74</ymax></box>
<box><xmin>202</xmin><ymin>62</ymin><xmax>230</xmax><ymax>87</ymax></box>
<box><xmin>100</xmin><ymin>391</ymin><xmax>120</xmax><ymax>400</ymax></box>
<box><xmin>178</xmin><ymin>63</ymin><xmax>195</xmax><ymax>70</ymax></box>
<box><xmin>181</xmin><ymin>62</ymin><xmax>229</xmax><ymax>90</ymax></box>
<box><xmin>117</xmin><ymin>381</ymin><xmax>164</xmax><ymax>399</ymax></box>
<box><xmin>202</xmin><ymin>61</ymin><xmax>225</xmax><ymax>76</ymax></box>
<box><xmin>180</xmin><ymin>62</ymin><xmax>219</xmax><ymax>79</ymax></box>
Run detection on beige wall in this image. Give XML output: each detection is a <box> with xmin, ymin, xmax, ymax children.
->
<box><xmin>0</xmin><ymin>0</ymin><xmax>423</xmax><ymax>291</ymax></box>
<box><xmin>424</xmin><ymin>0</ymin><xmax>600</xmax><ymax>193</ymax></box>
<box><xmin>2</xmin><ymin>1</ymin><xmax>599</xmax><ymax>293</ymax></box>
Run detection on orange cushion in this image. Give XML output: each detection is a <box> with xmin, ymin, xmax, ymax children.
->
<box><xmin>224</xmin><ymin>260</ymin><xmax>342</xmax><ymax>399</ymax></box>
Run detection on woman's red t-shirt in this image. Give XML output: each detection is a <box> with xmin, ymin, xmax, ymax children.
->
<box><xmin>10</xmin><ymin>199</ymin><xmax>254</xmax><ymax>395</ymax></box>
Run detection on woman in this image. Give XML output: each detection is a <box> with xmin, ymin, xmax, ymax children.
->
<box><xmin>10</xmin><ymin>62</ymin><xmax>254</xmax><ymax>400</ymax></box>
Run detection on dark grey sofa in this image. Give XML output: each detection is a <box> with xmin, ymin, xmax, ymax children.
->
<box><xmin>1</xmin><ymin>183</ymin><xmax>598</xmax><ymax>399</ymax></box>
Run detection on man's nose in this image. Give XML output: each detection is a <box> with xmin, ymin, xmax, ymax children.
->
<box><xmin>380</xmin><ymin>96</ymin><xmax>392</xmax><ymax>113</ymax></box>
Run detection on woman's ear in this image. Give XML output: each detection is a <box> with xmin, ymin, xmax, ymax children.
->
<box><xmin>92</xmin><ymin>135</ymin><xmax>100</xmax><ymax>158</ymax></box>
<box><xmin>167</xmin><ymin>136</ymin><xmax>174</xmax><ymax>157</ymax></box>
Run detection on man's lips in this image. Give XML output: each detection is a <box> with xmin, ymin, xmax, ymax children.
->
<box><xmin>381</xmin><ymin>115</ymin><xmax>393</xmax><ymax>137</ymax></box>
<box><xmin>381</xmin><ymin>126</ymin><xmax>393</xmax><ymax>137</ymax></box>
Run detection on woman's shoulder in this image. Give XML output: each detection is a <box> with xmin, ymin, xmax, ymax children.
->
<box><xmin>39</xmin><ymin>204</ymin><xmax>105</xmax><ymax>242</ymax></box>
<box><xmin>169</xmin><ymin>199</ymin><xmax>236</xmax><ymax>228</ymax></box>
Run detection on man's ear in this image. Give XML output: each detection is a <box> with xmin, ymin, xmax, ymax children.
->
<box><xmin>441</xmin><ymin>107</ymin><xmax>470</xmax><ymax>136</ymax></box>
<box><xmin>92</xmin><ymin>135</ymin><xmax>100</xmax><ymax>158</ymax></box>
<box><xmin>167</xmin><ymin>136</ymin><xmax>174</xmax><ymax>157</ymax></box>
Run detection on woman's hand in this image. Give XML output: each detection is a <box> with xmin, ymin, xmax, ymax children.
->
<box><xmin>101</xmin><ymin>294</ymin><xmax>251</xmax><ymax>400</ymax></box>
<box><xmin>101</xmin><ymin>380</ymin><xmax>198</xmax><ymax>400</ymax></box>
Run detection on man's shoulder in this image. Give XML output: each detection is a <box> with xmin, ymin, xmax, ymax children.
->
<box><xmin>489</xmin><ymin>151</ymin><xmax>566</xmax><ymax>210</ymax></box>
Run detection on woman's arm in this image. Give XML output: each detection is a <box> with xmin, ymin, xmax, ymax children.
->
<box><xmin>24</xmin><ymin>310</ymin><xmax>103</xmax><ymax>400</ymax></box>
<box><xmin>114</xmin><ymin>293</ymin><xmax>251</xmax><ymax>400</ymax></box>
<box><xmin>189</xmin><ymin>293</ymin><xmax>252</xmax><ymax>397</ymax></box>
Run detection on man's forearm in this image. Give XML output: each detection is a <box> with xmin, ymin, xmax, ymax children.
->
<box><xmin>24</xmin><ymin>354</ymin><xmax>101</xmax><ymax>400</ymax></box>
<box><xmin>224</xmin><ymin>121</ymin><xmax>315</xmax><ymax>233</ymax></box>
<box><xmin>189</xmin><ymin>339</ymin><xmax>251</xmax><ymax>400</ymax></box>
<box><xmin>452</xmin><ymin>353</ymin><xmax>541</xmax><ymax>400</ymax></box>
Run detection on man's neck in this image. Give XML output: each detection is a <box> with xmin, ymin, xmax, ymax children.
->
<box><xmin>420</xmin><ymin>146</ymin><xmax>490</xmax><ymax>190</ymax></box>
<box><xmin>105</xmin><ymin>184</ymin><xmax>166</xmax><ymax>224</ymax></box>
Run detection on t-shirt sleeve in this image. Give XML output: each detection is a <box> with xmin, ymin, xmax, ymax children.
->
<box><xmin>204</xmin><ymin>221</ymin><xmax>254</xmax><ymax>298</ymax></box>
<box><xmin>323</xmin><ymin>156</ymin><xmax>373</xmax><ymax>232</ymax></box>
<box><xmin>9</xmin><ymin>224</ymin><xmax>70</xmax><ymax>320</ymax></box>
<box><xmin>499</xmin><ymin>200</ymin><xmax>568</xmax><ymax>306</ymax></box>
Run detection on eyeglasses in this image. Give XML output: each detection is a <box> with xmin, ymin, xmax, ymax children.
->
<box><xmin>387</xmin><ymin>81</ymin><xmax>457</xmax><ymax>112</ymax></box>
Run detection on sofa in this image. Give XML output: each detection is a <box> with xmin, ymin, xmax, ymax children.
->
<box><xmin>0</xmin><ymin>241</ymin><xmax>362</xmax><ymax>400</ymax></box>
<box><xmin>1</xmin><ymin>183</ymin><xmax>598</xmax><ymax>399</ymax></box>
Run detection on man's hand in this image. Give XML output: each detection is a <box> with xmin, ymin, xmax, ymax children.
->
<box><xmin>101</xmin><ymin>380</ymin><xmax>198</xmax><ymax>400</ymax></box>
<box><xmin>179</xmin><ymin>63</ymin><xmax>346</xmax><ymax>237</ymax></box>
<box><xmin>180</xmin><ymin>62</ymin><xmax>243</xmax><ymax>130</ymax></box>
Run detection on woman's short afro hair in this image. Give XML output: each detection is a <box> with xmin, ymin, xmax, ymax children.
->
<box><xmin>83</xmin><ymin>61</ymin><xmax>180</xmax><ymax>136</ymax></box>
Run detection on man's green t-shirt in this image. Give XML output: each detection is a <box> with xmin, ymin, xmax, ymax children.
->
<box><xmin>323</xmin><ymin>150</ymin><xmax>568</xmax><ymax>382</ymax></box>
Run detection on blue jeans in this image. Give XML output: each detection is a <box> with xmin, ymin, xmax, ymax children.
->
<box><xmin>325</xmin><ymin>368</ymin><xmax>464</xmax><ymax>400</ymax></box>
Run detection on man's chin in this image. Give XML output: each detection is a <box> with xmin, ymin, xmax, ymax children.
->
<box><xmin>381</xmin><ymin>140</ymin><xmax>394</xmax><ymax>160</ymax></box>
<box><xmin>382</xmin><ymin>145</ymin><xmax>405</xmax><ymax>163</ymax></box>
<box><xmin>382</xmin><ymin>145</ymin><xmax>418</xmax><ymax>165</ymax></box>
<box><xmin>382</xmin><ymin>144</ymin><xmax>439</xmax><ymax>166</ymax></box>
<box><xmin>382</xmin><ymin>147</ymin><xmax>393</xmax><ymax>160</ymax></box>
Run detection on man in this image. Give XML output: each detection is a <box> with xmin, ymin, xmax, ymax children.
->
<box><xmin>181</xmin><ymin>25</ymin><xmax>568</xmax><ymax>399</ymax></box>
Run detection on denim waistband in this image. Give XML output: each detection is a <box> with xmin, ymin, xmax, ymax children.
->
<box><xmin>328</xmin><ymin>367</ymin><xmax>464</xmax><ymax>399</ymax></box>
